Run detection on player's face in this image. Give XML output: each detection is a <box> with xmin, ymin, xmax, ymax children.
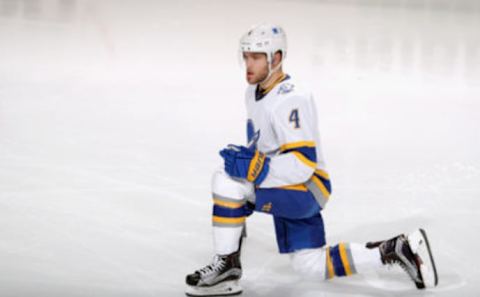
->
<box><xmin>243</xmin><ymin>52</ymin><xmax>269</xmax><ymax>85</ymax></box>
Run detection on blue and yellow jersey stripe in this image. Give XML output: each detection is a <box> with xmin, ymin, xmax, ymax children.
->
<box><xmin>279</xmin><ymin>140</ymin><xmax>315</xmax><ymax>152</ymax></box>
<box><xmin>303</xmin><ymin>168</ymin><xmax>332</xmax><ymax>209</ymax></box>
<box><xmin>280</xmin><ymin>141</ymin><xmax>317</xmax><ymax>169</ymax></box>
<box><xmin>279</xmin><ymin>183</ymin><xmax>309</xmax><ymax>192</ymax></box>
<box><xmin>273</xmin><ymin>170</ymin><xmax>331</xmax><ymax>208</ymax></box>
<box><xmin>291</xmin><ymin>151</ymin><xmax>316</xmax><ymax>169</ymax></box>
<box><xmin>275</xmin><ymin>141</ymin><xmax>332</xmax><ymax>207</ymax></box>
<box><xmin>311</xmin><ymin>169</ymin><xmax>332</xmax><ymax>197</ymax></box>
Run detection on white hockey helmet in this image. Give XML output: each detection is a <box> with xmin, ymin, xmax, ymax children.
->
<box><xmin>239</xmin><ymin>24</ymin><xmax>287</xmax><ymax>65</ymax></box>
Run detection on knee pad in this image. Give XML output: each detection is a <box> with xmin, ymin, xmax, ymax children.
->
<box><xmin>211</xmin><ymin>168</ymin><xmax>253</xmax><ymax>201</ymax></box>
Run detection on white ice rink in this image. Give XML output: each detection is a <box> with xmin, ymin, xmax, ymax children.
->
<box><xmin>1</xmin><ymin>0</ymin><xmax>479</xmax><ymax>296</ymax></box>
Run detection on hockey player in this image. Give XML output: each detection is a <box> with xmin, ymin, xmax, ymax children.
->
<box><xmin>185</xmin><ymin>24</ymin><xmax>438</xmax><ymax>296</ymax></box>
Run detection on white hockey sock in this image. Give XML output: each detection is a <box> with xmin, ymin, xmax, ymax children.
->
<box><xmin>213</xmin><ymin>226</ymin><xmax>244</xmax><ymax>255</ymax></box>
<box><xmin>210</xmin><ymin>168</ymin><xmax>254</xmax><ymax>256</ymax></box>
<box><xmin>290</xmin><ymin>248</ymin><xmax>326</xmax><ymax>279</ymax></box>
<box><xmin>349</xmin><ymin>243</ymin><xmax>383</xmax><ymax>273</ymax></box>
<box><xmin>290</xmin><ymin>243</ymin><xmax>383</xmax><ymax>279</ymax></box>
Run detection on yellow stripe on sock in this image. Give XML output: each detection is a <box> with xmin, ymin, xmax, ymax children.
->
<box><xmin>326</xmin><ymin>247</ymin><xmax>335</xmax><ymax>279</ymax></box>
<box><xmin>212</xmin><ymin>216</ymin><xmax>246</xmax><ymax>225</ymax></box>
<box><xmin>213</xmin><ymin>198</ymin><xmax>243</xmax><ymax>209</ymax></box>
<box><xmin>339</xmin><ymin>243</ymin><xmax>353</xmax><ymax>276</ymax></box>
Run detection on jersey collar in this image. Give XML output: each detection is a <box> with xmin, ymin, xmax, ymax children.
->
<box><xmin>255</xmin><ymin>74</ymin><xmax>291</xmax><ymax>101</ymax></box>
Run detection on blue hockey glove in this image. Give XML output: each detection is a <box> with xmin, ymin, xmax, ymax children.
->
<box><xmin>219</xmin><ymin>145</ymin><xmax>270</xmax><ymax>185</ymax></box>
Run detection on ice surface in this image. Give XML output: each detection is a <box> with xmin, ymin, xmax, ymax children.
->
<box><xmin>0</xmin><ymin>0</ymin><xmax>479</xmax><ymax>296</ymax></box>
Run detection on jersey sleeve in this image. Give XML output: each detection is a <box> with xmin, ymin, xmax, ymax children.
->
<box><xmin>259</xmin><ymin>94</ymin><xmax>318</xmax><ymax>188</ymax></box>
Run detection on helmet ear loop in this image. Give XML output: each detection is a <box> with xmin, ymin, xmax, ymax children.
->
<box><xmin>267</xmin><ymin>57</ymin><xmax>273</xmax><ymax>80</ymax></box>
<box><xmin>260</xmin><ymin>54</ymin><xmax>282</xmax><ymax>85</ymax></box>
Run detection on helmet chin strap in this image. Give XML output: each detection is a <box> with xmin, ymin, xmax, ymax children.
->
<box><xmin>259</xmin><ymin>60</ymin><xmax>283</xmax><ymax>86</ymax></box>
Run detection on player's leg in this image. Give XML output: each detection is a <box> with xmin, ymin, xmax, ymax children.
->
<box><xmin>289</xmin><ymin>242</ymin><xmax>383</xmax><ymax>279</ymax></box>
<box><xmin>272</xmin><ymin>214</ymin><xmax>380</xmax><ymax>279</ymax></box>
<box><xmin>211</xmin><ymin>169</ymin><xmax>253</xmax><ymax>255</ymax></box>
<box><xmin>290</xmin><ymin>231</ymin><xmax>438</xmax><ymax>289</ymax></box>
<box><xmin>185</xmin><ymin>169</ymin><xmax>254</xmax><ymax>297</ymax></box>
<box><xmin>255</xmin><ymin>188</ymin><xmax>438</xmax><ymax>289</ymax></box>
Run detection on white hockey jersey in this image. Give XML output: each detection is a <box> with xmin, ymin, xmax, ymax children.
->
<box><xmin>245</xmin><ymin>75</ymin><xmax>331</xmax><ymax>208</ymax></box>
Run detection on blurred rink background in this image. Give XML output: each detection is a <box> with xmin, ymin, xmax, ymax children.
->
<box><xmin>0</xmin><ymin>0</ymin><xmax>479</xmax><ymax>296</ymax></box>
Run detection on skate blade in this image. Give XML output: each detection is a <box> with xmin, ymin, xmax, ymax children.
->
<box><xmin>407</xmin><ymin>228</ymin><xmax>439</xmax><ymax>288</ymax></box>
<box><xmin>185</xmin><ymin>280</ymin><xmax>242</xmax><ymax>297</ymax></box>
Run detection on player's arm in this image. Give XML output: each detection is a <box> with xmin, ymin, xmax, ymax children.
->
<box><xmin>259</xmin><ymin>95</ymin><xmax>318</xmax><ymax>188</ymax></box>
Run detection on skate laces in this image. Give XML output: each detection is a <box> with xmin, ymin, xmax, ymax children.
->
<box><xmin>198</xmin><ymin>255</ymin><xmax>226</xmax><ymax>277</ymax></box>
<box><xmin>385</xmin><ymin>236</ymin><xmax>421</xmax><ymax>282</ymax></box>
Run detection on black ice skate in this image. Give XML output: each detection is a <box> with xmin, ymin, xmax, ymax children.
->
<box><xmin>367</xmin><ymin>228</ymin><xmax>438</xmax><ymax>289</ymax></box>
<box><xmin>185</xmin><ymin>250</ymin><xmax>242</xmax><ymax>297</ymax></box>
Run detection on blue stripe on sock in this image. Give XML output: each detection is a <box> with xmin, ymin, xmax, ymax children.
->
<box><xmin>330</xmin><ymin>245</ymin><xmax>346</xmax><ymax>277</ymax></box>
<box><xmin>213</xmin><ymin>205</ymin><xmax>246</xmax><ymax>218</ymax></box>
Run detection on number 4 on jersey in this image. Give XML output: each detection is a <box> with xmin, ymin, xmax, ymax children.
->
<box><xmin>289</xmin><ymin>109</ymin><xmax>300</xmax><ymax>128</ymax></box>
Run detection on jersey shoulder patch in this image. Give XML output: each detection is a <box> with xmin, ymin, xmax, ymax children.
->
<box><xmin>277</xmin><ymin>82</ymin><xmax>295</xmax><ymax>95</ymax></box>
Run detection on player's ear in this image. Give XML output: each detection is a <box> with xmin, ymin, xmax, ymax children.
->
<box><xmin>272</xmin><ymin>51</ymin><xmax>283</xmax><ymax>68</ymax></box>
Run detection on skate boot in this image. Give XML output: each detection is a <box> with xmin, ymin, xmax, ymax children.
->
<box><xmin>367</xmin><ymin>228</ymin><xmax>438</xmax><ymax>289</ymax></box>
<box><xmin>185</xmin><ymin>250</ymin><xmax>242</xmax><ymax>296</ymax></box>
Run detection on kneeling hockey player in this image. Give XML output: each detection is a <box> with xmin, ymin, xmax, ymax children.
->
<box><xmin>185</xmin><ymin>24</ymin><xmax>438</xmax><ymax>296</ymax></box>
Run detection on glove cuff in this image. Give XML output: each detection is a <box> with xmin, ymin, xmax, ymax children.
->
<box><xmin>254</xmin><ymin>158</ymin><xmax>269</xmax><ymax>185</ymax></box>
<box><xmin>246</xmin><ymin>151</ymin><xmax>270</xmax><ymax>185</ymax></box>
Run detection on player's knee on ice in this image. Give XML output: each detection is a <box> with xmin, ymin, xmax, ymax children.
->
<box><xmin>289</xmin><ymin>248</ymin><xmax>327</xmax><ymax>279</ymax></box>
